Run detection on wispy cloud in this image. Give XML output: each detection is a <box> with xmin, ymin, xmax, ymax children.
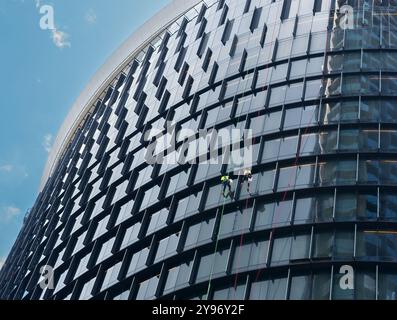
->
<box><xmin>85</xmin><ymin>9</ymin><xmax>97</xmax><ymax>25</ymax></box>
<box><xmin>51</xmin><ymin>28</ymin><xmax>71</xmax><ymax>48</ymax></box>
<box><xmin>35</xmin><ymin>1</ymin><xmax>71</xmax><ymax>48</ymax></box>
<box><xmin>0</xmin><ymin>257</ymin><xmax>5</xmax><ymax>271</ymax></box>
<box><xmin>0</xmin><ymin>206</ymin><xmax>21</xmax><ymax>223</ymax></box>
<box><xmin>42</xmin><ymin>134</ymin><xmax>53</xmax><ymax>153</ymax></box>
<box><xmin>0</xmin><ymin>165</ymin><xmax>14</xmax><ymax>173</ymax></box>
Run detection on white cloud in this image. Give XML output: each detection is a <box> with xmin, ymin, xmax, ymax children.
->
<box><xmin>34</xmin><ymin>1</ymin><xmax>71</xmax><ymax>48</ymax></box>
<box><xmin>51</xmin><ymin>28</ymin><xmax>71</xmax><ymax>48</ymax></box>
<box><xmin>0</xmin><ymin>206</ymin><xmax>21</xmax><ymax>223</ymax></box>
<box><xmin>42</xmin><ymin>134</ymin><xmax>54</xmax><ymax>153</ymax></box>
<box><xmin>0</xmin><ymin>165</ymin><xmax>13</xmax><ymax>172</ymax></box>
<box><xmin>0</xmin><ymin>257</ymin><xmax>5</xmax><ymax>271</ymax></box>
<box><xmin>85</xmin><ymin>9</ymin><xmax>97</xmax><ymax>24</ymax></box>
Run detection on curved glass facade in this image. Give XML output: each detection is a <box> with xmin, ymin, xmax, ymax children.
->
<box><xmin>3</xmin><ymin>0</ymin><xmax>397</xmax><ymax>300</ymax></box>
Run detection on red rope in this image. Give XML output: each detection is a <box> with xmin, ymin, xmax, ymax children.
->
<box><xmin>255</xmin><ymin>95</ymin><xmax>322</xmax><ymax>283</ymax></box>
<box><xmin>233</xmin><ymin>197</ymin><xmax>250</xmax><ymax>298</ymax></box>
<box><xmin>253</xmin><ymin>12</ymin><xmax>332</xmax><ymax>281</ymax></box>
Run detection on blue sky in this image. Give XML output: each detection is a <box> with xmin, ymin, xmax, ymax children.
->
<box><xmin>0</xmin><ymin>0</ymin><xmax>170</xmax><ymax>268</ymax></box>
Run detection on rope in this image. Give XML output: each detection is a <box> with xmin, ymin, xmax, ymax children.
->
<box><xmin>254</xmin><ymin>90</ymin><xmax>321</xmax><ymax>282</ymax></box>
<box><xmin>230</xmin><ymin>8</ymin><xmax>281</xmax><ymax>293</ymax></box>
<box><xmin>254</xmin><ymin>5</ymin><xmax>333</xmax><ymax>282</ymax></box>
<box><xmin>206</xmin><ymin>195</ymin><xmax>227</xmax><ymax>299</ymax></box>
<box><xmin>232</xmin><ymin>197</ymin><xmax>250</xmax><ymax>298</ymax></box>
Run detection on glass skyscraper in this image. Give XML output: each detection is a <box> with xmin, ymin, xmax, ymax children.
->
<box><xmin>2</xmin><ymin>0</ymin><xmax>397</xmax><ymax>300</ymax></box>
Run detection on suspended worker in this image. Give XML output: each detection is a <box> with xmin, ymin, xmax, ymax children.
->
<box><xmin>221</xmin><ymin>174</ymin><xmax>233</xmax><ymax>198</ymax></box>
<box><xmin>243</xmin><ymin>169</ymin><xmax>253</xmax><ymax>193</ymax></box>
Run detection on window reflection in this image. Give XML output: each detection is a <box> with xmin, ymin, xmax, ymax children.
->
<box><xmin>213</xmin><ymin>284</ymin><xmax>245</xmax><ymax>300</ymax></box>
<box><xmin>232</xmin><ymin>238</ymin><xmax>268</xmax><ymax>272</ymax></box>
<box><xmin>289</xmin><ymin>274</ymin><xmax>312</xmax><ymax>300</ymax></box>
<box><xmin>294</xmin><ymin>193</ymin><xmax>334</xmax><ymax>224</ymax></box>
<box><xmin>355</xmin><ymin>270</ymin><xmax>376</xmax><ymax>300</ymax></box>
<box><xmin>101</xmin><ymin>262</ymin><xmax>122</xmax><ymax>292</ymax></box>
<box><xmin>218</xmin><ymin>208</ymin><xmax>250</xmax><ymax>239</ymax></box>
<box><xmin>254</xmin><ymin>198</ymin><xmax>293</xmax><ymax>230</ymax></box>
<box><xmin>185</xmin><ymin>218</ymin><xmax>215</xmax><ymax>248</ymax></box>
<box><xmin>318</xmin><ymin>160</ymin><xmax>356</xmax><ymax>186</ymax></box>
<box><xmin>320</xmin><ymin>100</ymin><xmax>359</xmax><ymax>124</ymax></box>
<box><xmin>136</xmin><ymin>276</ymin><xmax>159</xmax><ymax>300</ymax></box>
<box><xmin>378</xmin><ymin>271</ymin><xmax>397</xmax><ymax>300</ymax></box>
<box><xmin>163</xmin><ymin>260</ymin><xmax>192</xmax><ymax>295</ymax></box>
<box><xmin>380</xmin><ymin>192</ymin><xmax>397</xmax><ymax>221</ymax></box>
<box><xmin>154</xmin><ymin>232</ymin><xmax>180</xmax><ymax>263</ymax></box>
<box><xmin>381</xmin><ymin>130</ymin><xmax>397</xmax><ymax>151</ymax></box>
<box><xmin>360</xmin><ymin>100</ymin><xmax>380</xmax><ymax>122</ymax></box>
<box><xmin>250</xmin><ymin>275</ymin><xmax>288</xmax><ymax>300</ymax></box>
<box><xmin>357</xmin><ymin>230</ymin><xmax>397</xmax><ymax>261</ymax></box>
<box><xmin>196</xmin><ymin>247</ymin><xmax>230</xmax><ymax>283</ymax></box>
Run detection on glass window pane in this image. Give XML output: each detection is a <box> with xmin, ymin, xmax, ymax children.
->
<box><xmin>358</xmin><ymin>160</ymin><xmax>379</xmax><ymax>184</ymax></box>
<box><xmin>380</xmin><ymin>192</ymin><xmax>397</xmax><ymax>221</ymax></box>
<box><xmin>356</xmin><ymin>231</ymin><xmax>379</xmax><ymax>260</ymax></box>
<box><xmin>335</xmin><ymin>193</ymin><xmax>356</xmax><ymax>221</ymax></box>
<box><xmin>272</xmin><ymin>200</ymin><xmax>293</xmax><ymax>227</ymax></box>
<box><xmin>313</xmin><ymin>231</ymin><xmax>333</xmax><ymax>258</ymax></box>
<box><xmin>262</xmin><ymin>139</ymin><xmax>280</xmax><ymax>162</ymax></box>
<box><xmin>332</xmin><ymin>268</ymin><xmax>354</xmax><ymax>300</ymax></box>
<box><xmin>196</xmin><ymin>248</ymin><xmax>229</xmax><ymax>282</ymax></box>
<box><xmin>257</xmin><ymin>169</ymin><xmax>275</xmax><ymax>194</ymax></box>
<box><xmin>294</xmin><ymin>197</ymin><xmax>315</xmax><ymax>224</ymax></box>
<box><xmin>312</xmin><ymin>271</ymin><xmax>331</xmax><ymax>300</ymax></box>
<box><xmin>267</xmin><ymin>277</ymin><xmax>288</xmax><ymax>300</ymax></box>
<box><xmin>380</xmin><ymin>160</ymin><xmax>397</xmax><ymax>185</ymax></box>
<box><xmin>378</xmin><ymin>271</ymin><xmax>397</xmax><ymax>300</ymax></box>
<box><xmin>381</xmin><ymin>130</ymin><xmax>397</xmax><ymax>152</ymax></box>
<box><xmin>263</xmin><ymin>111</ymin><xmax>282</xmax><ymax>133</ymax></box>
<box><xmin>360</xmin><ymin>99</ymin><xmax>380</xmax><ymax>122</ymax></box>
<box><xmin>357</xmin><ymin>192</ymin><xmax>377</xmax><ymax>221</ymax></box>
<box><xmin>290</xmin><ymin>233</ymin><xmax>311</xmax><ymax>261</ymax></box>
<box><xmin>381</xmin><ymin>100</ymin><xmax>397</xmax><ymax>123</ymax></box>
<box><xmin>271</xmin><ymin>236</ymin><xmax>292</xmax><ymax>266</ymax></box>
<box><xmin>334</xmin><ymin>231</ymin><xmax>354</xmax><ymax>259</ymax></box>
<box><xmin>255</xmin><ymin>201</ymin><xmax>274</xmax><ymax>230</ymax></box>
<box><xmin>278</xmin><ymin>136</ymin><xmax>298</xmax><ymax>159</ymax></box>
<box><xmin>318</xmin><ymin>160</ymin><xmax>356</xmax><ymax>186</ymax></box>
<box><xmin>356</xmin><ymin>270</ymin><xmax>376</xmax><ymax>300</ymax></box>
<box><xmin>339</xmin><ymin>129</ymin><xmax>359</xmax><ymax>151</ymax></box>
<box><xmin>289</xmin><ymin>274</ymin><xmax>311</xmax><ymax>300</ymax></box>
<box><xmin>232</xmin><ymin>238</ymin><xmax>268</xmax><ymax>272</ymax></box>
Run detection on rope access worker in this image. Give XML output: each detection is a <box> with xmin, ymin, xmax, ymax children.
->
<box><xmin>221</xmin><ymin>174</ymin><xmax>233</xmax><ymax>198</ymax></box>
<box><xmin>243</xmin><ymin>169</ymin><xmax>253</xmax><ymax>193</ymax></box>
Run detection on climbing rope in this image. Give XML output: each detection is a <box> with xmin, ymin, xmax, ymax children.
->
<box><xmin>206</xmin><ymin>194</ymin><xmax>227</xmax><ymax>299</ymax></box>
<box><xmin>231</xmin><ymin>15</ymin><xmax>279</xmax><ymax>292</ymax></box>
<box><xmin>254</xmin><ymin>8</ymin><xmax>333</xmax><ymax>282</ymax></box>
<box><xmin>254</xmin><ymin>91</ymin><xmax>322</xmax><ymax>282</ymax></box>
<box><xmin>232</xmin><ymin>197</ymin><xmax>250</xmax><ymax>299</ymax></box>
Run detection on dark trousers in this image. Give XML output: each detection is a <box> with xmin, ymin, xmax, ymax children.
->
<box><xmin>223</xmin><ymin>182</ymin><xmax>231</xmax><ymax>194</ymax></box>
